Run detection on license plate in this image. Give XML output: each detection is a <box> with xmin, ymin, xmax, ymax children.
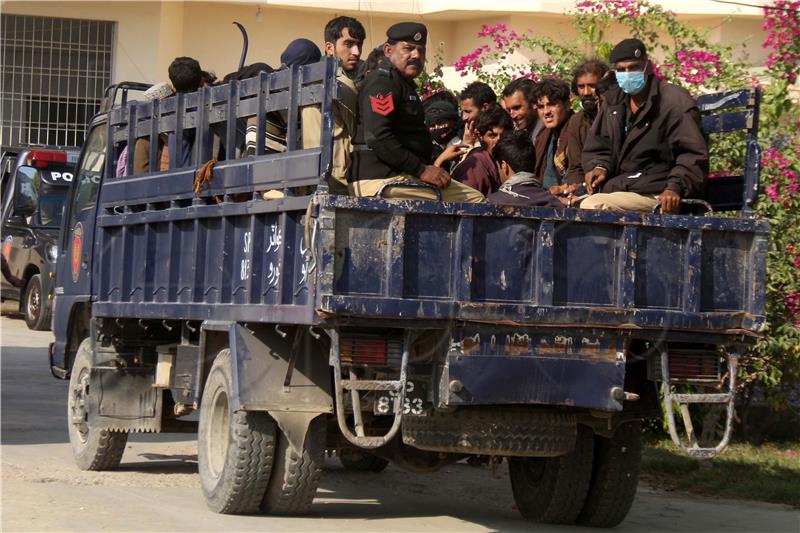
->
<box><xmin>374</xmin><ymin>380</ymin><xmax>426</xmax><ymax>415</ymax></box>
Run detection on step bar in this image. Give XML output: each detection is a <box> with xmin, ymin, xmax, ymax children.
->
<box><xmin>660</xmin><ymin>347</ymin><xmax>738</xmax><ymax>459</ymax></box>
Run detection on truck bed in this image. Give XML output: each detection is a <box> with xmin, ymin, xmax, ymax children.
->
<box><xmin>93</xmin><ymin>178</ymin><xmax>767</xmax><ymax>337</ymax></box>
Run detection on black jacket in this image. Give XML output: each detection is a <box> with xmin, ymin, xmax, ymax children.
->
<box><xmin>581</xmin><ymin>77</ymin><xmax>708</xmax><ymax>197</ymax></box>
<box><xmin>487</xmin><ymin>183</ymin><xmax>564</xmax><ymax>208</ymax></box>
<box><xmin>349</xmin><ymin>59</ymin><xmax>432</xmax><ymax>181</ymax></box>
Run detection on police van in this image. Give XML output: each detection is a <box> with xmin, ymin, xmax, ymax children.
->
<box><xmin>1</xmin><ymin>146</ymin><xmax>79</xmax><ymax>330</ymax></box>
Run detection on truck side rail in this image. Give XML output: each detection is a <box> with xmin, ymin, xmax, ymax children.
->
<box><xmin>697</xmin><ymin>87</ymin><xmax>761</xmax><ymax>215</ymax></box>
<box><xmin>101</xmin><ymin>58</ymin><xmax>339</xmax><ymax>206</ymax></box>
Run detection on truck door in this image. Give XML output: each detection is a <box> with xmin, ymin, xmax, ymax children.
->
<box><xmin>58</xmin><ymin>124</ymin><xmax>106</xmax><ymax>299</ymax></box>
<box><xmin>1</xmin><ymin>166</ymin><xmax>40</xmax><ymax>300</ymax></box>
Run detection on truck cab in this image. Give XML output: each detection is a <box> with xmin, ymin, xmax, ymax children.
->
<box><xmin>1</xmin><ymin>146</ymin><xmax>79</xmax><ymax>329</ymax></box>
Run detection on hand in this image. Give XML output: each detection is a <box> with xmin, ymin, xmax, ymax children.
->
<box><xmin>584</xmin><ymin>167</ymin><xmax>608</xmax><ymax>194</ymax></box>
<box><xmin>434</xmin><ymin>143</ymin><xmax>469</xmax><ymax>168</ymax></box>
<box><xmin>658</xmin><ymin>189</ymin><xmax>681</xmax><ymax>214</ymax></box>
<box><xmin>462</xmin><ymin>120</ymin><xmax>477</xmax><ymax>146</ymax></box>
<box><xmin>419</xmin><ymin>165</ymin><xmax>451</xmax><ymax>189</ymax></box>
<box><xmin>550</xmin><ymin>183</ymin><xmax>580</xmax><ymax>196</ymax></box>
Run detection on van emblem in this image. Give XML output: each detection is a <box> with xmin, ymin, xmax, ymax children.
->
<box><xmin>71</xmin><ymin>223</ymin><xmax>83</xmax><ymax>282</ymax></box>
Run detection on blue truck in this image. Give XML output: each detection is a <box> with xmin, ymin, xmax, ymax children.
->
<box><xmin>51</xmin><ymin>58</ymin><xmax>766</xmax><ymax>526</ymax></box>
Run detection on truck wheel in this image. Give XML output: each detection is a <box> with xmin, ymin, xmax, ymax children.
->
<box><xmin>509</xmin><ymin>425</ymin><xmax>594</xmax><ymax>525</ymax></box>
<box><xmin>67</xmin><ymin>339</ymin><xmax>128</xmax><ymax>470</ymax></box>
<box><xmin>577</xmin><ymin>421</ymin><xmax>642</xmax><ymax>528</ymax></box>
<box><xmin>24</xmin><ymin>274</ymin><xmax>50</xmax><ymax>330</ymax></box>
<box><xmin>260</xmin><ymin>415</ymin><xmax>326</xmax><ymax>515</ymax></box>
<box><xmin>339</xmin><ymin>448</ymin><xmax>389</xmax><ymax>472</ymax></box>
<box><xmin>198</xmin><ymin>349</ymin><xmax>276</xmax><ymax>514</ymax></box>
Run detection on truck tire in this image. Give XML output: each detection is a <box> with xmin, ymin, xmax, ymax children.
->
<box><xmin>577</xmin><ymin>421</ymin><xmax>642</xmax><ymax>528</ymax></box>
<box><xmin>23</xmin><ymin>274</ymin><xmax>50</xmax><ymax>330</ymax></box>
<box><xmin>67</xmin><ymin>339</ymin><xmax>128</xmax><ymax>470</ymax></box>
<box><xmin>402</xmin><ymin>407</ymin><xmax>576</xmax><ymax>456</ymax></box>
<box><xmin>260</xmin><ymin>415</ymin><xmax>325</xmax><ymax>515</ymax></box>
<box><xmin>509</xmin><ymin>425</ymin><xmax>594</xmax><ymax>524</ymax></box>
<box><xmin>339</xmin><ymin>448</ymin><xmax>389</xmax><ymax>472</ymax></box>
<box><xmin>198</xmin><ymin>349</ymin><xmax>277</xmax><ymax>514</ymax></box>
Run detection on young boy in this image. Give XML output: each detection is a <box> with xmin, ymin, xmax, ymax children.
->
<box><xmin>486</xmin><ymin>133</ymin><xmax>565</xmax><ymax>208</ymax></box>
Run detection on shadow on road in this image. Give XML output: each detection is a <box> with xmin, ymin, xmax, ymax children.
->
<box><xmin>1</xmin><ymin>346</ymin><xmax>69</xmax><ymax>445</ymax></box>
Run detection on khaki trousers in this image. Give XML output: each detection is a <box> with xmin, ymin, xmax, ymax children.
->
<box><xmin>580</xmin><ymin>192</ymin><xmax>660</xmax><ymax>213</ymax></box>
<box><xmin>348</xmin><ymin>176</ymin><xmax>485</xmax><ymax>203</ymax></box>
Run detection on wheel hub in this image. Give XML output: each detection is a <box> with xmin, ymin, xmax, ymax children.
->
<box><xmin>27</xmin><ymin>284</ymin><xmax>40</xmax><ymax>318</ymax></box>
<box><xmin>69</xmin><ymin>371</ymin><xmax>91</xmax><ymax>443</ymax></box>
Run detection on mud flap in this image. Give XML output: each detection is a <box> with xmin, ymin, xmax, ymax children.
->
<box><xmin>87</xmin><ymin>367</ymin><xmax>163</xmax><ymax>432</ymax></box>
<box><xmin>206</xmin><ymin>322</ymin><xmax>333</xmax><ymax>454</ymax></box>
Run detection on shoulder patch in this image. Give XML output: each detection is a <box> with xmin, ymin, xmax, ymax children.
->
<box><xmin>370</xmin><ymin>93</ymin><xmax>395</xmax><ymax>116</ymax></box>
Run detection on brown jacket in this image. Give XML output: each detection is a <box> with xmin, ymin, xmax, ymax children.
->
<box><xmin>132</xmin><ymin>134</ymin><xmax>170</xmax><ymax>174</ymax></box>
<box><xmin>581</xmin><ymin>78</ymin><xmax>708</xmax><ymax>197</ymax></box>
<box><xmin>564</xmin><ymin>110</ymin><xmax>593</xmax><ymax>185</ymax></box>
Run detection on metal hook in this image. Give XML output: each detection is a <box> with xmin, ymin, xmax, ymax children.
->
<box><xmin>274</xmin><ymin>324</ymin><xmax>287</xmax><ymax>338</ymax></box>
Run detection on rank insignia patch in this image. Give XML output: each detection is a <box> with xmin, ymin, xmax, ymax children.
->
<box><xmin>370</xmin><ymin>93</ymin><xmax>395</xmax><ymax>116</ymax></box>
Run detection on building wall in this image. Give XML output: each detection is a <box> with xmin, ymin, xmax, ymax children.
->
<box><xmin>2</xmin><ymin>1</ymin><xmax>165</xmax><ymax>84</ymax></box>
<box><xmin>0</xmin><ymin>0</ymin><xmax>770</xmax><ymax>89</ymax></box>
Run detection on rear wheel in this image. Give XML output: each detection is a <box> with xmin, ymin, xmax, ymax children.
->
<box><xmin>24</xmin><ymin>274</ymin><xmax>50</xmax><ymax>330</ymax></box>
<box><xmin>67</xmin><ymin>339</ymin><xmax>128</xmax><ymax>470</ymax></box>
<box><xmin>260</xmin><ymin>416</ymin><xmax>326</xmax><ymax>515</ymax></box>
<box><xmin>509</xmin><ymin>425</ymin><xmax>594</xmax><ymax>525</ymax></box>
<box><xmin>577</xmin><ymin>421</ymin><xmax>642</xmax><ymax>528</ymax></box>
<box><xmin>198</xmin><ymin>349</ymin><xmax>276</xmax><ymax>514</ymax></box>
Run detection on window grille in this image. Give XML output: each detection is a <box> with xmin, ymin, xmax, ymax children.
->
<box><xmin>0</xmin><ymin>14</ymin><xmax>115</xmax><ymax>147</ymax></box>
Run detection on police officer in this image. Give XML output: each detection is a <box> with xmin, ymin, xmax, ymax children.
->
<box><xmin>348</xmin><ymin>22</ymin><xmax>484</xmax><ymax>202</ymax></box>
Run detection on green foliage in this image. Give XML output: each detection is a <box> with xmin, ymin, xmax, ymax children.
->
<box><xmin>441</xmin><ymin>0</ymin><xmax>800</xmax><ymax>401</ymax></box>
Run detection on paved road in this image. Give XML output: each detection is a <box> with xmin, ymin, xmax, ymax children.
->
<box><xmin>1</xmin><ymin>316</ymin><xmax>798</xmax><ymax>532</ymax></box>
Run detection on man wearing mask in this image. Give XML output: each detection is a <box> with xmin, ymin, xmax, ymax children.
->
<box><xmin>348</xmin><ymin>22</ymin><xmax>483</xmax><ymax>202</ymax></box>
<box><xmin>302</xmin><ymin>17</ymin><xmax>365</xmax><ymax>193</ymax></box>
<box><xmin>581</xmin><ymin>39</ymin><xmax>708</xmax><ymax>213</ymax></box>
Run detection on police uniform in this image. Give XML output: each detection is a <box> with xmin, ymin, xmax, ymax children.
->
<box><xmin>348</xmin><ymin>22</ymin><xmax>484</xmax><ymax>202</ymax></box>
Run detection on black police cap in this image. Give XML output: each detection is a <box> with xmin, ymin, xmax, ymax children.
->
<box><xmin>386</xmin><ymin>22</ymin><xmax>427</xmax><ymax>45</ymax></box>
<box><xmin>609</xmin><ymin>38</ymin><xmax>647</xmax><ymax>64</ymax></box>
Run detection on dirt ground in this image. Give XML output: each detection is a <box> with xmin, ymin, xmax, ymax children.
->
<box><xmin>2</xmin><ymin>316</ymin><xmax>798</xmax><ymax>532</ymax></box>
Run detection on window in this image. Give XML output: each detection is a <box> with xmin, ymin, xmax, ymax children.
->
<box><xmin>66</xmin><ymin>125</ymin><xmax>105</xmax><ymax>237</ymax></box>
<box><xmin>0</xmin><ymin>14</ymin><xmax>115</xmax><ymax>147</ymax></box>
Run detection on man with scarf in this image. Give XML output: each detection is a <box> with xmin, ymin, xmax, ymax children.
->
<box><xmin>487</xmin><ymin>133</ymin><xmax>565</xmax><ymax>208</ymax></box>
<box><xmin>425</xmin><ymin>99</ymin><xmax>464</xmax><ymax>173</ymax></box>
<box><xmin>581</xmin><ymin>39</ymin><xmax>708</xmax><ymax>213</ymax></box>
<box><xmin>531</xmin><ymin>78</ymin><xmax>573</xmax><ymax>190</ymax></box>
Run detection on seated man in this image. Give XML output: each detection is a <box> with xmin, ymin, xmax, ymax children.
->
<box><xmin>564</xmin><ymin>59</ymin><xmax>609</xmax><ymax>185</ymax></box>
<box><xmin>132</xmin><ymin>57</ymin><xmax>202</xmax><ymax>174</ymax></box>
<box><xmin>487</xmin><ymin>133</ymin><xmax>565</xmax><ymax>208</ymax></box>
<box><xmin>451</xmin><ymin>105</ymin><xmax>513</xmax><ymax>196</ymax></box>
<box><xmin>348</xmin><ymin>22</ymin><xmax>483</xmax><ymax>203</ymax></box>
<box><xmin>531</xmin><ymin>78</ymin><xmax>573</xmax><ymax>190</ymax></box>
<box><xmin>302</xmin><ymin>17</ymin><xmax>365</xmax><ymax>194</ymax></box>
<box><xmin>425</xmin><ymin>99</ymin><xmax>462</xmax><ymax>173</ymax></box>
<box><xmin>581</xmin><ymin>39</ymin><xmax>708</xmax><ymax>213</ymax></box>
<box><xmin>459</xmin><ymin>81</ymin><xmax>497</xmax><ymax>148</ymax></box>
<box><xmin>500</xmin><ymin>78</ymin><xmax>541</xmax><ymax>146</ymax></box>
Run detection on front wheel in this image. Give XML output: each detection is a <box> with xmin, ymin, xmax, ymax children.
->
<box><xmin>24</xmin><ymin>274</ymin><xmax>50</xmax><ymax>330</ymax></box>
<box><xmin>509</xmin><ymin>425</ymin><xmax>594</xmax><ymax>525</ymax></box>
<box><xmin>198</xmin><ymin>349</ymin><xmax>277</xmax><ymax>514</ymax></box>
<box><xmin>67</xmin><ymin>339</ymin><xmax>128</xmax><ymax>470</ymax></box>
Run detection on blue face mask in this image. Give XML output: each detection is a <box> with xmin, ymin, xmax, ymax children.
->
<box><xmin>616</xmin><ymin>70</ymin><xmax>647</xmax><ymax>95</ymax></box>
